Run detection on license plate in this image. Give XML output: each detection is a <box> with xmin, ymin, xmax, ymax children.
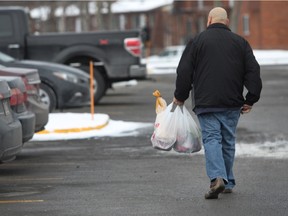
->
<box><xmin>2</xmin><ymin>100</ymin><xmax>10</xmax><ymax>116</ymax></box>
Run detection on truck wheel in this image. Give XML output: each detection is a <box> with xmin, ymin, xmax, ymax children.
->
<box><xmin>93</xmin><ymin>69</ymin><xmax>108</xmax><ymax>104</ymax></box>
<box><xmin>39</xmin><ymin>83</ymin><xmax>57</xmax><ymax>112</ymax></box>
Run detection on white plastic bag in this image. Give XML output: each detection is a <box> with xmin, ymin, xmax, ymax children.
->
<box><xmin>151</xmin><ymin>103</ymin><xmax>179</xmax><ymax>150</ymax></box>
<box><xmin>173</xmin><ymin>105</ymin><xmax>202</xmax><ymax>153</ymax></box>
<box><xmin>151</xmin><ymin>103</ymin><xmax>202</xmax><ymax>152</ymax></box>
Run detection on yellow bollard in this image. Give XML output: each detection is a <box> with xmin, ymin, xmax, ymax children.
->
<box><xmin>90</xmin><ymin>61</ymin><xmax>94</xmax><ymax>120</ymax></box>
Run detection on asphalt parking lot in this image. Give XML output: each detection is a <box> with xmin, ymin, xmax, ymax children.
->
<box><xmin>0</xmin><ymin>66</ymin><xmax>288</xmax><ymax>216</ymax></box>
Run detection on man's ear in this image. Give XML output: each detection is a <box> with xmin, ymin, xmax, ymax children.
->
<box><xmin>207</xmin><ymin>16</ymin><xmax>212</xmax><ymax>27</ymax></box>
<box><xmin>225</xmin><ymin>18</ymin><xmax>230</xmax><ymax>26</ymax></box>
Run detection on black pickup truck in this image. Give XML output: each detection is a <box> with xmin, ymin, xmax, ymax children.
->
<box><xmin>0</xmin><ymin>7</ymin><xmax>146</xmax><ymax>103</ymax></box>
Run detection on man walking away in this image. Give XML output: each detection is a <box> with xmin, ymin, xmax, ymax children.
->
<box><xmin>173</xmin><ymin>7</ymin><xmax>262</xmax><ymax>199</ymax></box>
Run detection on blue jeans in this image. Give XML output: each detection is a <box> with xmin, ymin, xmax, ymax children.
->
<box><xmin>197</xmin><ymin>110</ymin><xmax>241</xmax><ymax>189</ymax></box>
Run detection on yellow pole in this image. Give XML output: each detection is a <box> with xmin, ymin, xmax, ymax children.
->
<box><xmin>90</xmin><ymin>61</ymin><xmax>94</xmax><ymax>120</ymax></box>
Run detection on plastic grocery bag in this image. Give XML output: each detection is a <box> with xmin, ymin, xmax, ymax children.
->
<box><xmin>151</xmin><ymin>102</ymin><xmax>179</xmax><ymax>150</ymax></box>
<box><xmin>173</xmin><ymin>106</ymin><xmax>202</xmax><ymax>153</ymax></box>
<box><xmin>151</xmin><ymin>90</ymin><xmax>202</xmax><ymax>153</ymax></box>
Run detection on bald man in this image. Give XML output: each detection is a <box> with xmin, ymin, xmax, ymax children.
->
<box><xmin>173</xmin><ymin>7</ymin><xmax>262</xmax><ymax>199</ymax></box>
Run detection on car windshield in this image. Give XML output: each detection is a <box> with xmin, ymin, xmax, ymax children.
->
<box><xmin>0</xmin><ymin>52</ymin><xmax>15</xmax><ymax>62</ymax></box>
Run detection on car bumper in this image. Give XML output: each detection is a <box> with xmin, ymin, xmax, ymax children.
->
<box><xmin>0</xmin><ymin>119</ymin><xmax>22</xmax><ymax>163</ymax></box>
<box><xmin>26</xmin><ymin>97</ymin><xmax>49</xmax><ymax>132</ymax></box>
<box><xmin>15</xmin><ymin>111</ymin><xmax>36</xmax><ymax>143</ymax></box>
<box><xmin>108</xmin><ymin>64</ymin><xmax>147</xmax><ymax>81</ymax></box>
<box><xmin>129</xmin><ymin>64</ymin><xmax>147</xmax><ymax>79</ymax></box>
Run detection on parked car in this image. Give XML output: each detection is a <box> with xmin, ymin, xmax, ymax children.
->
<box><xmin>0</xmin><ymin>79</ymin><xmax>22</xmax><ymax>163</ymax></box>
<box><xmin>0</xmin><ymin>51</ymin><xmax>91</xmax><ymax>112</ymax></box>
<box><xmin>0</xmin><ymin>76</ymin><xmax>35</xmax><ymax>143</ymax></box>
<box><xmin>0</xmin><ymin>67</ymin><xmax>49</xmax><ymax>132</ymax></box>
<box><xmin>145</xmin><ymin>45</ymin><xmax>185</xmax><ymax>74</ymax></box>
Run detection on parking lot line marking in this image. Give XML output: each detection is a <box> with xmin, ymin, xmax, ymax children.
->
<box><xmin>0</xmin><ymin>200</ymin><xmax>44</xmax><ymax>204</ymax></box>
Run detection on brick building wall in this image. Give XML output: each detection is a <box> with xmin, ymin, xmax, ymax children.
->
<box><xmin>161</xmin><ymin>0</ymin><xmax>288</xmax><ymax>50</ymax></box>
<box><xmin>239</xmin><ymin>1</ymin><xmax>288</xmax><ymax>49</ymax></box>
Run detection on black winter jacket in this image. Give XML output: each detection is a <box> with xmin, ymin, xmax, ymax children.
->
<box><xmin>174</xmin><ymin>23</ymin><xmax>262</xmax><ymax>109</ymax></box>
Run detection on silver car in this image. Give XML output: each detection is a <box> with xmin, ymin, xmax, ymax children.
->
<box><xmin>0</xmin><ymin>76</ymin><xmax>36</xmax><ymax>143</ymax></box>
<box><xmin>0</xmin><ymin>67</ymin><xmax>49</xmax><ymax>132</ymax></box>
<box><xmin>0</xmin><ymin>79</ymin><xmax>22</xmax><ymax>163</ymax></box>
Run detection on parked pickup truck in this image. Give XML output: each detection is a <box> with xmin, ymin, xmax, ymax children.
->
<box><xmin>0</xmin><ymin>7</ymin><xmax>147</xmax><ymax>103</ymax></box>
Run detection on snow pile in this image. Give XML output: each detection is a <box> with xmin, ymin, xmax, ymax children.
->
<box><xmin>112</xmin><ymin>0</ymin><xmax>174</xmax><ymax>13</ymax></box>
<box><xmin>32</xmin><ymin>113</ymin><xmax>152</xmax><ymax>141</ymax></box>
<box><xmin>254</xmin><ymin>50</ymin><xmax>288</xmax><ymax>65</ymax></box>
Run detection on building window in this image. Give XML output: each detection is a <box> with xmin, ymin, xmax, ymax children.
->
<box><xmin>119</xmin><ymin>14</ymin><xmax>126</xmax><ymax>30</ymax></box>
<box><xmin>243</xmin><ymin>14</ymin><xmax>250</xmax><ymax>36</ymax></box>
<box><xmin>133</xmin><ymin>14</ymin><xmax>140</xmax><ymax>28</ymax></box>
<box><xmin>140</xmin><ymin>14</ymin><xmax>146</xmax><ymax>28</ymax></box>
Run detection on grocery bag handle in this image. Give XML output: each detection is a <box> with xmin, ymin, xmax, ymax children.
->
<box><xmin>170</xmin><ymin>103</ymin><xmax>184</xmax><ymax>113</ymax></box>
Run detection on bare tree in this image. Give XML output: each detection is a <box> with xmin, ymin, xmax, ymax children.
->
<box><xmin>106</xmin><ymin>1</ymin><xmax>114</xmax><ymax>30</ymax></box>
<box><xmin>96</xmin><ymin>1</ymin><xmax>104</xmax><ymax>30</ymax></box>
<box><xmin>0</xmin><ymin>0</ymin><xmax>116</xmax><ymax>32</ymax></box>
<box><xmin>45</xmin><ymin>1</ymin><xmax>57</xmax><ymax>32</ymax></box>
<box><xmin>78</xmin><ymin>1</ymin><xmax>90</xmax><ymax>32</ymax></box>
<box><xmin>93</xmin><ymin>1</ymin><xmax>115</xmax><ymax>30</ymax></box>
<box><xmin>230</xmin><ymin>1</ymin><xmax>242</xmax><ymax>33</ymax></box>
<box><xmin>57</xmin><ymin>1</ymin><xmax>70</xmax><ymax>32</ymax></box>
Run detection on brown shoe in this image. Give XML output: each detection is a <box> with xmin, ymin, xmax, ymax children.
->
<box><xmin>205</xmin><ymin>178</ymin><xmax>225</xmax><ymax>199</ymax></box>
<box><xmin>222</xmin><ymin>188</ymin><xmax>233</xmax><ymax>194</ymax></box>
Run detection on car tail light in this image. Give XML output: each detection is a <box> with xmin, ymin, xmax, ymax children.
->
<box><xmin>23</xmin><ymin>91</ymin><xmax>28</xmax><ymax>102</ymax></box>
<box><xmin>26</xmin><ymin>71</ymin><xmax>41</xmax><ymax>85</ymax></box>
<box><xmin>10</xmin><ymin>88</ymin><xmax>25</xmax><ymax>106</ymax></box>
<box><xmin>22</xmin><ymin>77</ymin><xmax>39</xmax><ymax>95</ymax></box>
<box><xmin>124</xmin><ymin>38</ymin><xmax>142</xmax><ymax>57</ymax></box>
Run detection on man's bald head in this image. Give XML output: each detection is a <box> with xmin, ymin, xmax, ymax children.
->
<box><xmin>207</xmin><ymin>7</ymin><xmax>229</xmax><ymax>26</ymax></box>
